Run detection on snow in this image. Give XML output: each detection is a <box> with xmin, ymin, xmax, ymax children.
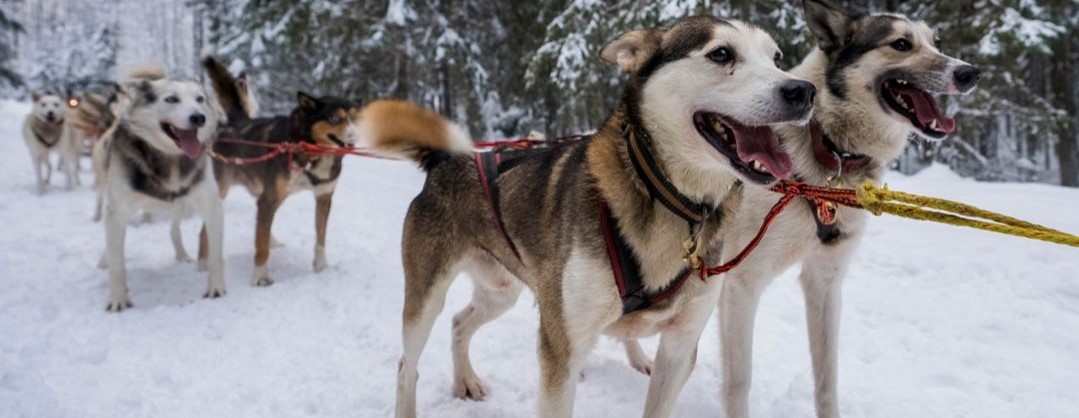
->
<box><xmin>1</xmin><ymin>99</ymin><xmax>1078</xmax><ymax>417</ymax></box>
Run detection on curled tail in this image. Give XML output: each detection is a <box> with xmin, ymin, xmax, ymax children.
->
<box><xmin>201</xmin><ymin>53</ymin><xmax>259</xmax><ymax>123</ymax></box>
<box><xmin>359</xmin><ymin>100</ymin><xmax>473</xmax><ymax>170</ymax></box>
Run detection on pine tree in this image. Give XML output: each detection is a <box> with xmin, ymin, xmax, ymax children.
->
<box><xmin>0</xmin><ymin>0</ymin><xmax>24</xmax><ymax>88</ymax></box>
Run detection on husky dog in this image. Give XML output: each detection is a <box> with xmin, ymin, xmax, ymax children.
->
<box><xmin>360</xmin><ymin>16</ymin><xmax>816</xmax><ymax>418</ymax></box>
<box><xmin>22</xmin><ymin>93</ymin><xmax>78</xmax><ymax>193</ymax></box>
<box><xmin>625</xmin><ymin>2</ymin><xmax>981</xmax><ymax>417</ymax></box>
<box><xmin>200</xmin><ymin>55</ymin><xmax>360</xmax><ymax>286</ymax></box>
<box><xmin>99</xmin><ymin>66</ymin><xmax>228</xmax><ymax>312</ymax></box>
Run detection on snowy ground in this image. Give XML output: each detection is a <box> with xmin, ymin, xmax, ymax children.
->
<box><xmin>2</xmin><ymin>99</ymin><xmax>1078</xmax><ymax>418</ymax></box>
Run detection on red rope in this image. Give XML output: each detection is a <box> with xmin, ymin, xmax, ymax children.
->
<box><xmin>698</xmin><ymin>181</ymin><xmax>862</xmax><ymax>279</ymax></box>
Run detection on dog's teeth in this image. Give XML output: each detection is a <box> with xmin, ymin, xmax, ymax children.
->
<box><xmin>898</xmin><ymin>79</ymin><xmax>909</xmax><ymax>85</ymax></box>
<box><xmin>930</xmin><ymin>120</ymin><xmax>940</xmax><ymax>131</ymax></box>
<box><xmin>750</xmin><ymin>160</ymin><xmax>767</xmax><ymax>172</ymax></box>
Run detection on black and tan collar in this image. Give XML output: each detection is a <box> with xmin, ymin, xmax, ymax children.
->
<box><xmin>623</xmin><ymin>123</ymin><xmax>715</xmax><ymax>228</ymax></box>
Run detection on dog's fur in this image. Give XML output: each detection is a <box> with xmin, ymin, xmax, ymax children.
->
<box><xmin>361</xmin><ymin>17</ymin><xmax>817</xmax><ymax>418</ymax></box>
<box><xmin>98</xmin><ymin>65</ymin><xmax>229</xmax><ymax>312</ymax></box>
<box><xmin>22</xmin><ymin>93</ymin><xmax>77</xmax><ymax>193</ymax></box>
<box><xmin>199</xmin><ymin>56</ymin><xmax>361</xmax><ymax>286</ymax></box>
<box><xmin>625</xmin><ymin>2</ymin><xmax>981</xmax><ymax>417</ymax></box>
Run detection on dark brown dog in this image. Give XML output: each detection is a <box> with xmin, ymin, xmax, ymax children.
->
<box><xmin>200</xmin><ymin>56</ymin><xmax>361</xmax><ymax>286</ymax></box>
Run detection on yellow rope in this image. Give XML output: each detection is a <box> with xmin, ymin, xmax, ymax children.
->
<box><xmin>853</xmin><ymin>182</ymin><xmax>1079</xmax><ymax>248</ymax></box>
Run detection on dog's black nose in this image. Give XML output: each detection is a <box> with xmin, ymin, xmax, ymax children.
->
<box><xmin>780</xmin><ymin>80</ymin><xmax>816</xmax><ymax>114</ymax></box>
<box><xmin>953</xmin><ymin>65</ymin><xmax>981</xmax><ymax>92</ymax></box>
<box><xmin>189</xmin><ymin>113</ymin><xmax>206</xmax><ymax>127</ymax></box>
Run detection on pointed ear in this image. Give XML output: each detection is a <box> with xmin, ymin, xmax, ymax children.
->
<box><xmin>600</xmin><ymin>29</ymin><xmax>665</xmax><ymax>73</ymax></box>
<box><xmin>31</xmin><ymin>91</ymin><xmax>41</xmax><ymax>102</ymax></box>
<box><xmin>236</xmin><ymin>72</ymin><xmax>248</xmax><ymax>89</ymax></box>
<box><xmin>803</xmin><ymin>0</ymin><xmax>855</xmax><ymax>53</ymax></box>
<box><xmin>297</xmin><ymin>91</ymin><xmax>318</xmax><ymax>110</ymax></box>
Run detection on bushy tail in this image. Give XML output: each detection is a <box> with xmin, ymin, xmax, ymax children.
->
<box><xmin>201</xmin><ymin>53</ymin><xmax>258</xmax><ymax>123</ymax></box>
<box><xmin>359</xmin><ymin>100</ymin><xmax>473</xmax><ymax>169</ymax></box>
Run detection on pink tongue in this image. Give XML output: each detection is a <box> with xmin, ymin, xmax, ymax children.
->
<box><xmin>732</xmin><ymin>124</ymin><xmax>793</xmax><ymax>180</ymax></box>
<box><xmin>175</xmin><ymin>129</ymin><xmax>203</xmax><ymax>159</ymax></box>
<box><xmin>896</xmin><ymin>85</ymin><xmax>956</xmax><ymax>133</ymax></box>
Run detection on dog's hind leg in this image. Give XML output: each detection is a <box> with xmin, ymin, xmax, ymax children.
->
<box><xmin>799</xmin><ymin>241</ymin><xmax>858</xmax><ymax>418</ymax></box>
<box><xmin>451</xmin><ymin>257</ymin><xmax>523</xmax><ymax>400</ymax></box>
<box><xmin>395</xmin><ymin>243</ymin><xmax>463</xmax><ymax>418</ymax></box>
<box><xmin>720</xmin><ymin>269</ymin><xmax>770</xmax><ymax>418</ymax></box>
<box><xmin>312</xmin><ymin>191</ymin><xmax>333</xmax><ymax>272</ymax></box>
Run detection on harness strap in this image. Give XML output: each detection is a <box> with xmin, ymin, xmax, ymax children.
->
<box><xmin>598</xmin><ymin>198</ymin><xmax>692</xmax><ymax>315</ymax></box>
<box><xmin>474</xmin><ymin>151</ymin><xmax>523</xmax><ymax>261</ymax></box>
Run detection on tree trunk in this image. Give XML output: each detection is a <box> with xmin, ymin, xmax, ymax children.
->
<box><xmin>1057</xmin><ymin>0</ymin><xmax>1079</xmax><ymax>187</ymax></box>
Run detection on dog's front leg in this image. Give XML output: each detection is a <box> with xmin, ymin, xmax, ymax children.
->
<box><xmin>170</xmin><ymin>217</ymin><xmax>193</xmax><ymax>263</ymax></box>
<box><xmin>537</xmin><ymin>314</ymin><xmax>595</xmax><ymax>418</ymax></box>
<box><xmin>312</xmin><ymin>191</ymin><xmax>332</xmax><ymax>272</ymax></box>
<box><xmin>198</xmin><ymin>187</ymin><xmax>227</xmax><ymax>298</ymax></box>
<box><xmin>798</xmin><ymin>241</ymin><xmax>857</xmax><ymax>418</ymax></box>
<box><xmin>104</xmin><ymin>207</ymin><xmax>132</xmax><ymax>311</ymax></box>
<box><xmin>642</xmin><ymin>294</ymin><xmax>715</xmax><ymax>418</ymax></box>
<box><xmin>32</xmin><ymin>153</ymin><xmax>46</xmax><ymax>194</ymax></box>
<box><xmin>720</xmin><ymin>269</ymin><xmax>770</xmax><ymax>418</ymax></box>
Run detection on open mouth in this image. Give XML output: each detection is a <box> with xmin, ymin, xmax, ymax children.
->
<box><xmin>692</xmin><ymin>112</ymin><xmax>793</xmax><ymax>184</ymax></box>
<box><xmin>881</xmin><ymin>79</ymin><xmax>955</xmax><ymax>139</ymax></box>
<box><xmin>161</xmin><ymin>122</ymin><xmax>204</xmax><ymax>159</ymax></box>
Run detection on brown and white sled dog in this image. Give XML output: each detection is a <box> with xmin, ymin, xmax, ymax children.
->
<box><xmin>622</xmin><ymin>2</ymin><xmax>982</xmax><ymax>417</ymax></box>
<box><xmin>98</xmin><ymin>67</ymin><xmax>228</xmax><ymax>312</ymax></box>
<box><xmin>22</xmin><ymin>93</ymin><xmax>78</xmax><ymax>194</ymax></box>
<box><xmin>361</xmin><ymin>17</ymin><xmax>816</xmax><ymax>418</ymax></box>
<box><xmin>200</xmin><ymin>55</ymin><xmax>360</xmax><ymax>286</ymax></box>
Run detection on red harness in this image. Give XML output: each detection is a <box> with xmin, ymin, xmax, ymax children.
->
<box><xmin>473</xmin><ymin>144</ymin><xmax>690</xmax><ymax>315</ymax></box>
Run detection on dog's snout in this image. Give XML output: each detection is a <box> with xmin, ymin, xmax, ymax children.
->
<box><xmin>780</xmin><ymin>80</ymin><xmax>816</xmax><ymax>114</ymax></box>
<box><xmin>953</xmin><ymin>65</ymin><xmax>981</xmax><ymax>92</ymax></box>
<box><xmin>189</xmin><ymin>113</ymin><xmax>206</xmax><ymax>127</ymax></box>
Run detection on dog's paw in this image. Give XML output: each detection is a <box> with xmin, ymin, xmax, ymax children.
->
<box><xmin>312</xmin><ymin>245</ymin><xmax>328</xmax><ymax>273</ymax></box>
<box><xmin>203</xmin><ymin>287</ymin><xmax>226</xmax><ymax>299</ymax></box>
<box><xmin>96</xmin><ymin>258</ymin><xmax>108</xmax><ymax>270</ymax></box>
<box><xmin>105</xmin><ymin>296</ymin><xmax>133</xmax><ymax>312</ymax></box>
<box><xmin>175</xmin><ymin>252</ymin><xmax>193</xmax><ymax>264</ymax></box>
<box><xmin>452</xmin><ymin>372</ymin><xmax>489</xmax><ymax>401</ymax></box>
<box><xmin>251</xmin><ymin>266</ymin><xmax>274</xmax><ymax>287</ymax></box>
<box><xmin>270</xmin><ymin>236</ymin><xmax>285</xmax><ymax>249</ymax></box>
<box><xmin>196</xmin><ymin>259</ymin><xmax>208</xmax><ymax>272</ymax></box>
<box><xmin>629</xmin><ymin>357</ymin><xmax>653</xmax><ymax>376</ymax></box>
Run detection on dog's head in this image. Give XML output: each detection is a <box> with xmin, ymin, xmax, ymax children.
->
<box><xmin>291</xmin><ymin>92</ymin><xmax>362</xmax><ymax>148</ymax></box>
<box><xmin>120</xmin><ymin>78</ymin><xmax>222</xmax><ymax>159</ymax></box>
<box><xmin>803</xmin><ymin>0</ymin><xmax>979</xmax><ymax>146</ymax></box>
<box><xmin>30</xmin><ymin>93</ymin><xmax>67</xmax><ymax>124</ymax></box>
<box><xmin>602</xmin><ymin>16</ymin><xmax>815</xmax><ymax>186</ymax></box>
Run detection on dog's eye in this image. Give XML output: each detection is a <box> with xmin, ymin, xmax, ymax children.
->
<box><xmin>707</xmin><ymin>47</ymin><xmax>734</xmax><ymax>64</ymax></box>
<box><xmin>329</xmin><ymin>115</ymin><xmax>342</xmax><ymax>124</ymax></box>
<box><xmin>773</xmin><ymin>52</ymin><xmax>782</xmax><ymax>68</ymax></box>
<box><xmin>164</xmin><ymin>96</ymin><xmax>180</xmax><ymax>104</ymax></box>
<box><xmin>933</xmin><ymin>37</ymin><xmax>942</xmax><ymax>49</ymax></box>
<box><xmin>891</xmin><ymin>38</ymin><xmax>913</xmax><ymax>52</ymax></box>
<box><xmin>196</xmin><ymin>96</ymin><xmax>205</xmax><ymax>103</ymax></box>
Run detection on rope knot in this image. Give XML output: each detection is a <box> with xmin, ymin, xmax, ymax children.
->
<box><xmin>855</xmin><ymin>182</ymin><xmax>886</xmax><ymax>216</ymax></box>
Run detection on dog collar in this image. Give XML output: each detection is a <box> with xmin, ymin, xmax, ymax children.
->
<box><xmin>810</xmin><ymin>120</ymin><xmax>871</xmax><ymax>177</ymax></box>
<box><xmin>623</xmin><ymin>123</ymin><xmax>714</xmax><ymax>228</ymax></box>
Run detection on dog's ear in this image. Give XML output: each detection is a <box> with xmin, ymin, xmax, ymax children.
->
<box><xmin>297</xmin><ymin>91</ymin><xmax>318</xmax><ymax>110</ymax></box>
<box><xmin>803</xmin><ymin>0</ymin><xmax>855</xmax><ymax>53</ymax></box>
<box><xmin>31</xmin><ymin>91</ymin><xmax>41</xmax><ymax>102</ymax></box>
<box><xmin>600</xmin><ymin>29</ymin><xmax>665</xmax><ymax>73</ymax></box>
